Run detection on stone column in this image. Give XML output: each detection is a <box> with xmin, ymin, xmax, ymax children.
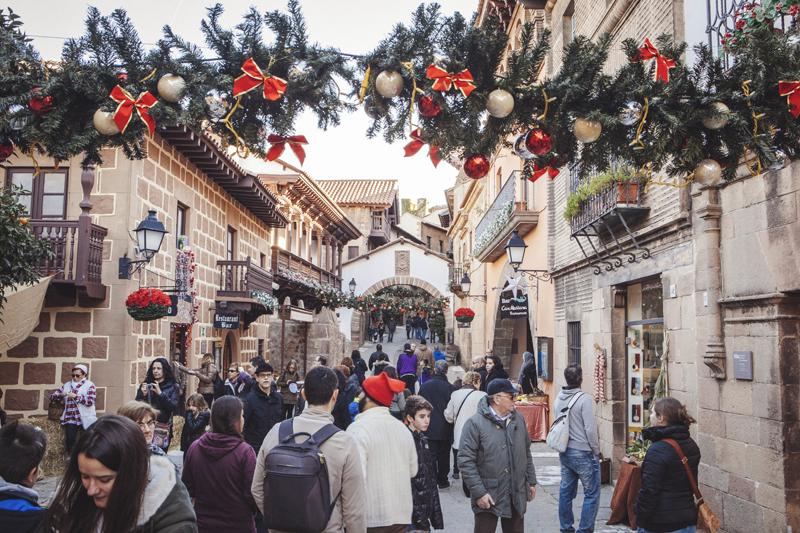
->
<box><xmin>316</xmin><ymin>231</ymin><xmax>323</xmax><ymax>267</ymax></box>
<box><xmin>286</xmin><ymin>219</ymin><xmax>293</xmax><ymax>254</ymax></box>
<box><xmin>322</xmin><ymin>234</ymin><xmax>329</xmax><ymax>272</ymax></box>
<box><xmin>337</xmin><ymin>244</ymin><xmax>343</xmax><ymax>277</ymax></box>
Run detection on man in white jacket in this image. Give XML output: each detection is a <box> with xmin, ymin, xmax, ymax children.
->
<box><xmin>444</xmin><ymin>371</ymin><xmax>486</xmax><ymax>481</ymax></box>
<box><xmin>347</xmin><ymin>372</ymin><xmax>418</xmax><ymax>533</ymax></box>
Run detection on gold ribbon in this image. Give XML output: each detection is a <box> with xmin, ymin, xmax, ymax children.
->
<box><xmin>139</xmin><ymin>68</ymin><xmax>157</xmax><ymax>83</ymax></box>
<box><xmin>645</xmin><ymin>161</ymin><xmax>694</xmax><ymax>191</ymax></box>
<box><xmin>742</xmin><ymin>80</ymin><xmax>773</xmax><ymax>178</ymax></box>
<box><xmin>359</xmin><ymin>65</ymin><xmax>371</xmax><ymax>103</ymax></box>
<box><xmin>400</xmin><ymin>61</ymin><xmax>424</xmax><ymax>133</ymax></box>
<box><xmin>28</xmin><ymin>141</ymin><xmax>46</xmax><ymax>177</ymax></box>
<box><xmin>537</xmin><ymin>88</ymin><xmax>555</xmax><ymax>122</ymax></box>
<box><xmin>222</xmin><ymin>96</ymin><xmax>250</xmax><ymax>159</ymax></box>
<box><xmin>629</xmin><ymin>98</ymin><xmax>649</xmax><ymax>151</ymax></box>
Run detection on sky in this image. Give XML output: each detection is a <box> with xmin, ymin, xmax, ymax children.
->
<box><xmin>16</xmin><ymin>0</ymin><xmax>480</xmax><ymax>206</ymax></box>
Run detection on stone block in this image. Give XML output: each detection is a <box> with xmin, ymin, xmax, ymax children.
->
<box><xmin>5</xmin><ymin>389</ymin><xmax>40</xmax><ymax>410</ymax></box>
<box><xmin>721</xmin><ymin>234</ymin><xmax>777</xmax><ymax>297</ymax></box>
<box><xmin>0</xmin><ymin>362</ymin><xmax>20</xmax><ymax>385</ymax></box>
<box><xmin>715</xmin><ymin>438</ymin><xmax>748</xmax><ymax>477</ymax></box>
<box><xmin>785</xmin><ymin>385</ymin><xmax>800</xmax><ymax>422</ymax></box>
<box><xmin>34</xmin><ymin>312</ymin><xmax>51</xmax><ymax>332</ymax></box>
<box><xmin>723</xmin><ymin>493</ymin><xmax>763</xmax><ymax>533</ymax></box>
<box><xmin>759</xmin><ymin>419</ymin><xmax>784</xmax><ymax>452</ymax></box>
<box><xmin>8</xmin><ymin>336</ymin><xmax>38</xmax><ymax>358</ymax></box>
<box><xmin>753</xmin><ymin>337</ymin><xmax>780</xmax><ymax>384</ymax></box>
<box><xmin>697</xmin><ymin>378</ymin><xmax>720</xmax><ymax>410</ymax></box>
<box><xmin>720</xmin><ymin>380</ymin><xmax>753</xmax><ymax>416</ymax></box>
<box><xmin>43</xmin><ymin>388</ymin><xmax>57</xmax><ymax>408</ymax></box>
<box><xmin>22</xmin><ymin>363</ymin><xmax>56</xmax><ymax>385</ymax></box>
<box><xmin>756</xmin><ymin>481</ymin><xmax>787</xmax><ymax>513</ymax></box>
<box><xmin>89</xmin><ymin>194</ymin><xmax>115</xmax><ymax>215</ymax></box>
<box><xmin>725</xmin><ymin>413</ymin><xmax>759</xmax><ymax>445</ymax></box>
<box><xmin>60</xmin><ymin>362</ymin><xmax>87</xmax><ymax>384</ymax></box>
<box><xmin>698</xmin><ymin>463</ymin><xmax>729</xmax><ymax>492</ymax></box>
<box><xmin>82</xmin><ymin>337</ymin><xmax>108</xmax><ymax>359</ymax></box>
<box><xmin>766</xmin><ymin>193</ymin><xmax>797</xmax><ymax>229</ymax></box>
<box><xmin>699</xmin><ymin>408</ymin><xmax>726</xmax><ymax>438</ymax></box>
<box><xmin>55</xmin><ymin>312</ymin><xmax>91</xmax><ymax>333</ymax></box>
<box><xmin>95</xmin><ymin>387</ymin><xmax>105</xmax><ymax>411</ymax></box>
<box><xmin>43</xmin><ymin>337</ymin><xmax>78</xmax><ymax>358</ymax></box>
<box><xmin>747</xmin><ymin>446</ymin><xmax>784</xmax><ymax>487</ymax></box>
<box><xmin>137</xmin><ymin>177</ymin><xmax>148</xmax><ymax>199</ymax></box>
<box><xmin>728</xmin><ymin>473</ymin><xmax>756</xmax><ymax>502</ymax></box>
<box><xmin>780</xmin><ymin>336</ymin><xmax>800</xmax><ymax>385</ymax></box>
<box><xmin>751</xmin><ymin>382</ymin><xmax>781</xmax><ymax>421</ymax></box>
<box><xmin>762</xmin><ymin>509</ymin><xmax>787</xmax><ymax>533</ymax></box>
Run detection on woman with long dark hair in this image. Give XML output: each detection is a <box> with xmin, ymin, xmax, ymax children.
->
<box><xmin>635</xmin><ymin>398</ymin><xmax>701</xmax><ymax>533</ymax></box>
<box><xmin>182</xmin><ymin>396</ymin><xmax>258</xmax><ymax>533</ymax></box>
<box><xmin>136</xmin><ymin>357</ymin><xmax>181</xmax><ymax>452</ymax></box>
<box><xmin>482</xmin><ymin>355</ymin><xmax>509</xmax><ymax>391</ymax></box>
<box><xmin>40</xmin><ymin>415</ymin><xmax>196</xmax><ymax>533</ymax></box>
<box><xmin>277</xmin><ymin>359</ymin><xmax>300</xmax><ymax>420</ymax></box>
<box><xmin>331</xmin><ymin>368</ymin><xmax>352</xmax><ymax>430</ymax></box>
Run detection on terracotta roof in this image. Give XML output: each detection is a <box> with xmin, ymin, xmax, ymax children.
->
<box><xmin>316</xmin><ymin>180</ymin><xmax>398</xmax><ymax>207</ymax></box>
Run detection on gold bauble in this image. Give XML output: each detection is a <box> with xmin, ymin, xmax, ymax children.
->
<box><xmin>573</xmin><ymin>117</ymin><xmax>602</xmax><ymax>143</ymax></box>
<box><xmin>486</xmin><ymin>89</ymin><xmax>514</xmax><ymax>118</ymax></box>
<box><xmin>375</xmin><ymin>70</ymin><xmax>404</xmax><ymax>98</ymax></box>
<box><xmin>157</xmin><ymin>74</ymin><xmax>186</xmax><ymax>103</ymax></box>
<box><xmin>701</xmin><ymin>102</ymin><xmax>729</xmax><ymax>130</ymax></box>
<box><xmin>93</xmin><ymin>109</ymin><xmax>120</xmax><ymax>135</ymax></box>
<box><xmin>694</xmin><ymin>159</ymin><xmax>722</xmax><ymax>186</ymax></box>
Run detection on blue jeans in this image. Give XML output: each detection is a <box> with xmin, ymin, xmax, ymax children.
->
<box><xmin>638</xmin><ymin>528</ymin><xmax>696</xmax><ymax>533</ymax></box>
<box><xmin>415</xmin><ymin>327</ymin><xmax>422</xmax><ymax>339</ymax></box>
<box><xmin>559</xmin><ymin>448</ymin><xmax>601</xmax><ymax>533</ymax></box>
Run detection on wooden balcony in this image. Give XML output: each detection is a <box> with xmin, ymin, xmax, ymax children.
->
<box><xmin>29</xmin><ymin>219</ymin><xmax>108</xmax><ymax>300</ymax></box>
<box><xmin>369</xmin><ymin>211</ymin><xmax>391</xmax><ymax>246</ymax></box>
<box><xmin>271</xmin><ymin>247</ymin><xmax>342</xmax><ymax>310</ymax></box>
<box><xmin>216</xmin><ymin>257</ymin><xmax>273</xmax><ymax>299</ymax></box>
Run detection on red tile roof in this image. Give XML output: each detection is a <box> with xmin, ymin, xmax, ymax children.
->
<box><xmin>316</xmin><ymin>180</ymin><xmax>398</xmax><ymax>207</ymax></box>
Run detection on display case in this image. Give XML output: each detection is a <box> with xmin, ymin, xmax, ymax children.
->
<box><xmin>537</xmin><ymin>336</ymin><xmax>553</xmax><ymax>380</ymax></box>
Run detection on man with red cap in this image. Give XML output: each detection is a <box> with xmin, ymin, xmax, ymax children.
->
<box><xmin>347</xmin><ymin>372</ymin><xmax>418</xmax><ymax>533</ymax></box>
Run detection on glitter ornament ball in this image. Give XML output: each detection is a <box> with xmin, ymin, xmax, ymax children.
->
<box><xmin>768</xmin><ymin>149</ymin><xmax>788</xmax><ymax>171</ymax></box>
<box><xmin>694</xmin><ymin>159</ymin><xmax>722</xmax><ymax>186</ymax></box>
<box><xmin>93</xmin><ymin>109</ymin><xmax>120</xmax><ymax>135</ymax></box>
<box><xmin>363</xmin><ymin>96</ymin><xmax>382</xmax><ymax>119</ymax></box>
<box><xmin>0</xmin><ymin>138</ymin><xmax>14</xmax><ymax>160</ymax></box>
<box><xmin>8</xmin><ymin>104</ymin><xmax>28</xmax><ymax>131</ymax></box>
<box><xmin>157</xmin><ymin>74</ymin><xmax>186</xmax><ymax>103</ymax></box>
<box><xmin>485</xmin><ymin>89</ymin><xmax>514</xmax><ymax>118</ymax></box>
<box><xmin>418</xmin><ymin>95</ymin><xmax>441</xmax><ymax>117</ymax></box>
<box><xmin>701</xmin><ymin>102</ymin><xmax>729</xmax><ymax>130</ymax></box>
<box><xmin>573</xmin><ymin>117</ymin><xmax>602</xmax><ymax>143</ymax></box>
<box><xmin>117</xmin><ymin>71</ymin><xmax>128</xmax><ymax>83</ymax></box>
<box><xmin>29</xmin><ymin>89</ymin><xmax>55</xmax><ymax>116</ymax></box>
<box><xmin>619</xmin><ymin>101</ymin><xmax>643</xmax><ymax>126</ymax></box>
<box><xmin>513</xmin><ymin>133</ymin><xmax>535</xmax><ymax>159</ymax></box>
<box><xmin>205</xmin><ymin>92</ymin><xmax>229</xmax><ymax>122</ymax></box>
<box><xmin>375</xmin><ymin>70</ymin><xmax>404</xmax><ymax>98</ymax></box>
<box><xmin>525</xmin><ymin>127</ymin><xmax>552</xmax><ymax>156</ymax></box>
<box><xmin>463</xmin><ymin>153</ymin><xmax>490</xmax><ymax>179</ymax></box>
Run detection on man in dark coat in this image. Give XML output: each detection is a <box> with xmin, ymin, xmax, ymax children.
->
<box><xmin>418</xmin><ymin>360</ymin><xmax>455</xmax><ymax>488</ymax></box>
<box><xmin>368</xmin><ymin>344</ymin><xmax>387</xmax><ymax>371</ymax></box>
<box><xmin>243</xmin><ymin>363</ymin><xmax>283</xmax><ymax>454</ymax></box>
<box><xmin>459</xmin><ymin>379</ymin><xmax>537</xmax><ymax>533</ymax></box>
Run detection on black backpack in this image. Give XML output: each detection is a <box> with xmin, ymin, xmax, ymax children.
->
<box><xmin>262</xmin><ymin>420</ymin><xmax>341</xmax><ymax>533</ymax></box>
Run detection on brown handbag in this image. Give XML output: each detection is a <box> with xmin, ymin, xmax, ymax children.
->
<box><xmin>48</xmin><ymin>397</ymin><xmax>65</xmax><ymax>421</ymax></box>
<box><xmin>663</xmin><ymin>439</ymin><xmax>721</xmax><ymax>533</ymax></box>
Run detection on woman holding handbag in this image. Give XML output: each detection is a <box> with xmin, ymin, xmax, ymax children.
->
<box><xmin>50</xmin><ymin>364</ymin><xmax>97</xmax><ymax>455</ymax></box>
<box><xmin>634</xmin><ymin>397</ymin><xmax>705</xmax><ymax>533</ymax></box>
<box><xmin>136</xmin><ymin>357</ymin><xmax>181</xmax><ymax>452</ymax></box>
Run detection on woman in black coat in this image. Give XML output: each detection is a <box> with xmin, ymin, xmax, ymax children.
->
<box><xmin>634</xmin><ymin>397</ymin><xmax>701</xmax><ymax>533</ymax></box>
<box><xmin>135</xmin><ymin>357</ymin><xmax>181</xmax><ymax>451</ymax></box>
<box><xmin>331</xmin><ymin>368</ymin><xmax>351</xmax><ymax>430</ymax></box>
<box><xmin>351</xmin><ymin>350</ymin><xmax>368</xmax><ymax>384</ymax></box>
<box><xmin>482</xmin><ymin>355</ymin><xmax>509</xmax><ymax>391</ymax></box>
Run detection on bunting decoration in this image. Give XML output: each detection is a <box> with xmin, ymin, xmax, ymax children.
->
<box><xmin>232</xmin><ymin>58</ymin><xmax>288</xmax><ymax>101</ymax></box>
<box><xmin>425</xmin><ymin>65</ymin><xmax>476</xmax><ymax>98</ymax></box>
<box><xmin>109</xmin><ymin>86</ymin><xmax>158</xmax><ymax>135</ymax></box>
<box><xmin>265</xmin><ymin>135</ymin><xmax>308</xmax><ymax>165</ymax></box>
<box><xmin>634</xmin><ymin>38</ymin><xmax>676</xmax><ymax>83</ymax></box>
<box><xmin>403</xmin><ymin>129</ymin><xmax>441</xmax><ymax>168</ymax></box>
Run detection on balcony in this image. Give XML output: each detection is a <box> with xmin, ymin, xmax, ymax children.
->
<box><xmin>216</xmin><ymin>256</ymin><xmax>273</xmax><ymax>299</ymax></box>
<box><xmin>448</xmin><ymin>262</ymin><xmax>468</xmax><ymax>295</ymax></box>
<box><xmin>29</xmin><ymin>219</ymin><xmax>108</xmax><ymax>300</ymax></box>
<box><xmin>271</xmin><ymin>247</ymin><xmax>342</xmax><ymax>310</ymax></box>
<box><xmin>473</xmin><ymin>171</ymin><xmax>539</xmax><ymax>263</ymax></box>
<box><xmin>369</xmin><ymin>211</ymin><xmax>391</xmax><ymax>246</ymax></box>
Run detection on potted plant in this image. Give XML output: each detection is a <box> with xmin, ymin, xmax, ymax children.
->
<box><xmin>125</xmin><ymin>288</ymin><xmax>171</xmax><ymax>321</ymax></box>
<box><xmin>454</xmin><ymin>307</ymin><xmax>476</xmax><ymax>323</ymax></box>
<box><xmin>563</xmin><ymin>165</ymin><xmax>640</xmax><ymax>220</ymax></box>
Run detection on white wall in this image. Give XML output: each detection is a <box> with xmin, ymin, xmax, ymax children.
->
<box><xmin>398</xmin><ymin>212</ymin><xmax>422</xmax><ymax>239</ymax></box>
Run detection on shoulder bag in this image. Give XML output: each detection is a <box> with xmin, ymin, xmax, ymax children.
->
<box><xmin>663</xmin><ymin>438</ymin><xmax>720</xmax><ymax>533</ymax></box>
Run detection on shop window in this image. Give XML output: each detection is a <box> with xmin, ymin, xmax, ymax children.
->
<box><xmin>567</xmin><ymin>321</ymin><xmax>581</xmax><ymax>365</ymax></box>
<box><xmin>8</xmin><ymin>169</ymin><xmax>68</xmax><ymax>219</ymax></box>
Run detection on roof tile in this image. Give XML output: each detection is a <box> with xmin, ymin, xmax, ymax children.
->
<box><xmin>316</xmin><ymin>180</ymin><xmax>397</xmax><ymax>207</ymax></box>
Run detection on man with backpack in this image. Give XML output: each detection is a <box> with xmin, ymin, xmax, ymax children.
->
<box><xmin>252</xmin><ymin>365</ymin><xmax>366</xmax><ymax>533</ymax></box>
<box><xmin>552</xmin><ymin>363</ymin><xmax>600</xmax><ymax>533</ymax></box>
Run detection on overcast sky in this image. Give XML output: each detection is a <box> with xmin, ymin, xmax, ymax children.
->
<box><xmin>17</xmin><ymin>1</ymin><xmax>479</xmax><ymax>206</ymax></box>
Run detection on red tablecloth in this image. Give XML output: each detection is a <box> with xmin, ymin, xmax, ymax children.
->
<box><xmin>607</xmin><ymin>460</ymin><xmax>642</xmax><ymax>530</ymax></box>
<box><xmin>514</xmin><ymin>401</ymin><xmax>549</xmax><ymax>441</ymax></box>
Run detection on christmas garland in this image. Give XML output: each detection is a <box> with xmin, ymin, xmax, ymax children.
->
<box><xmin>2</xmin><ymin>4</ymin><xmax>800</xmax><ymax>184</ymax></box>
<box><xmin>472</xmin><ymin>199</ymin><xmax>513</xmax><ymax>256</ymax></box>
<box><xmin>250</xmin><ymin>290</ymin><xmax>279</xmax><ymax>312</ymax></box>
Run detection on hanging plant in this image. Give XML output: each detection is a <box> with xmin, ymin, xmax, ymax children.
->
<box><xmin>125</xmin><ymin>288</ymin><xmax>171</xmax><ymax>321</ymax></box>
<box><xmin>563</xmin><ymin>165</ymin><xmax>640</xmax><ymax>220</ymax></box>
<box><xmin>454</xmin><ymin>307</ymin><xmax>476</xmax><ymax>323</ymax></box>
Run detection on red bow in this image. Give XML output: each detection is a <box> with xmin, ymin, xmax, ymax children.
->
<box><xmin>425</xmin><ymin>65</ymin><xmax>475</xmax><ymax>98</ymax></box>
<box><xmin>266</xmin><ymin>135</ymin><xmax>308</xmax><ymax>165</ymax></box>
<box><xmin>110</xmin><ymin>86</ymin><xmax>158</xmax><ymax>135</ymax></box>
<box><xmin>404</xmin><ymin>129</ymin><xmax>441</xmax><ymax>168</ymax></box>
<box><xmin>530</xmin><ymin>159</ymin><xmax>561</xmax><ymax>182</ymax></box>
<box><xmin>233</xmin><ymin>58</ymin><xmax>287</xmax><ymax>101</ymax></box>
<box><xmin>779</xmin><ymin>81</ymin><xmax>800</xmax><ymax>118</ymax></box>
<box><xmin>635</xmin><ymin>39</ymin><xmax>675</xmax><ymax>83</ymax></box>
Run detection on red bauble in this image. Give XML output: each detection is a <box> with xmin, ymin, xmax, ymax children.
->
<box><xmin>29</xmin><ymin>89</ymin><xmax>55</xmax><ymax>116</ymax></box>
<box><xmin>464</xmin><ymin>153</ymin><xmax>490</xmax><ymax>180</ymax></box>
<box><xmin>117</xmin><ymin>71</ymin><xmax>128</xmax><ymax>83</ymax></box>
<box><xmin>525</xmin><ymin>127</ymin><xmax>552</xmax><ymax>156</ymax></box>
<box><xmin>418</xmin><ymin>95</ymin><xmax>442</xmax><ymax>117</ymax></box>
<box><xmin>0</xmin><ymin>138</ymin><xmax>14</xmax><ymax>160</ymax></box>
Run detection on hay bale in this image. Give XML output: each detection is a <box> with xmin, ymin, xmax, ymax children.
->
<box><xmin>170</xmin><ymin>415</ymin><xmax>184</xmax><ymax>452</ymax></box>
<box><xmin>18</xmin><ymin>417</ymin><xmax>69</xmax><ymax>478</ymax></box>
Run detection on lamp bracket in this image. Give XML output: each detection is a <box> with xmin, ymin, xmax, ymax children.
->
<box><xmin>118</xmin><ymin>254</ymin><xmax>151</xmax><ymax>280</ymax></box>
<box><xmin>513</xmin><ymin>268</ymin><xmax>553</xmax><ymax>283</ymax></box>
<box><xmin>462</xmin><ymin>294</ymin><xmax>487</xmax><ymax>302</ymax></box>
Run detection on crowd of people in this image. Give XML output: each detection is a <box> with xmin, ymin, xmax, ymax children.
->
<box><xmin>0</xmin><ymin>351</ymin><xmax>702</xmax><ymax>533</ymax></box>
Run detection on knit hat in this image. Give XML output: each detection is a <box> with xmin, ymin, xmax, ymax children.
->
<box><xmin>73</xmin><ymin>364</ymin><xmax>88</xmax><ymax>374</ymax></box>
<box><xmin>362</xmin><ymin>372</ymin><xmax>406</xmax><ymax>407</ymax></box>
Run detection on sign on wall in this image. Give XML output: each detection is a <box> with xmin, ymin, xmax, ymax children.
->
<box><xmin>500</xmin><ymin>292</ymin><xmax>528</xmax><ymax>319</ymax></box>
<box><xmin>213</xmin><ymin>312</ymin><xmax>240</xmax><ymax>330</ymax></box>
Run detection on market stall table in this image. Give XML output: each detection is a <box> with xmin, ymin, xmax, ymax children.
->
<box><xmin>606</xmin><ymin>459</ymin><xmax>642</xmax><ymax>530</ymax></box>
<box><xmin>514</xmin><ymin>401</ymin><xmax>549</xmax><ymax>441</ymax></box>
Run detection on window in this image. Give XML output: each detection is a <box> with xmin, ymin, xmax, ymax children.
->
<box><xmin>427</xmin><ymin>236</ymin><xmax>432</xmax><ymax>249</ymax></box>
<box><xmin>176</xmin><ymin>203</ymin><xmax>187</xmax><ymax>247</ymax></box>
<box><xmin>8</xmin><ymin>169</ymin><xmax>68</xmax><ymax>219</ymax></box>
<box><xmin>260</xmin><ymin>252</ymin><xmax>267</xmax><ymax>269</ymax></box>
<box><xmin>567</xmin><ymin>321</ymin><xmax>581</xmax><ymax>365</ymax></box>
<box><xmin>258</xmin><ymin>339</ymin><xmax>264</xmax><ymax>358</ymax></box>
<box><xmin>439</xmin><ymin>240</ymin><xmax>444</xmax><ymax>253</ymax></box>
<box><xmin>227</xmin><ymin>227</ymin><xmax>236</xmax><ymax>260</ymax></box>
<box><xmin>348</xmin><ymin>246</ymin><xmax>359</xmax><ymax>260</ymax></box>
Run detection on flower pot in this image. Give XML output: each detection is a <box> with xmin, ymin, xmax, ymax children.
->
<box><xmin>127</xmin><ymin>304</ymin><xmax>169</xmax><ymax>321</ymax></box>
<box><xmin>617</xmin><ymin>181</ymin><xmax>639</xmax><ymax>204</ymax></box>
<box><xmin>455</xmin><ymin>315</ymin><xmax>475</xmax><ymax>323</ymax></box>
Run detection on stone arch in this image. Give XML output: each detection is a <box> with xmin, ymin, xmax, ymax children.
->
<box><xmin>362</xmin><ymin>276</ymin><xmax>443</xmax><ymax>298</ymax></box>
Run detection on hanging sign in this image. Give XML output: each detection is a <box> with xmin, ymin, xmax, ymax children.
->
<box><xmin>500</xmin><ymin>292</ymin><xmax>528</xmax><ymax>319</ymax></box>
<box><xmin>167</xmin><ymin>295</ymin><xmax>179</xmax><ymax>317</ymax></box>
<box><xmin>457</xmin><ymin>322</ymin><xmax>471</xmax><ymax>328</ymax></box>
<box><xmin>214</xmin><ymin>312</ymin><xmax>240</xmax><ymax>330</ymax></box>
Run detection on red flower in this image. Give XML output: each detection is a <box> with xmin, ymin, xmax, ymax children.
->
<box><xmin>735</xmin><ymin>19</ymin><xmax>746</xmax><ymax>29</ymax></box>
<box><xmin>454</xmin><ymin>307</ymin><xmax>476</xmax><ymax>318</ymax></box>
<box><xmin>790</xmin><ymin>5</ymin><xmax>800</xmax><ymax>15</ymax></box>
<box><xmin>125</xmin><ymin>288</ymin><xmax>171</xmax><ymax>308</ymax></box>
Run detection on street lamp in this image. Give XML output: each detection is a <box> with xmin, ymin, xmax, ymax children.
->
<box><xmin>503</xmin><ymin>230</ymin><xmax>552</xmax><ymax>282</ymax></box>
<box><xmin>349</xmin><ymin>278</ymin><xmax>357</xmax><ymax>296</ymax></box>
<box><xmin>458</xmin><ymin>273</ymin><xmax>486</xmax><ymax>301</ymax></box>
<box><xmin>119</xmin><ymin>210</ymin><xmax>169</xmax><ymax>279</ymax></box>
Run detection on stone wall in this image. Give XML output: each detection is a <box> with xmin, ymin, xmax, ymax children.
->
<box><xmin>268</xmin><ymin>307</ymin><xmax>349</xmax><ymax>376</ymax></box>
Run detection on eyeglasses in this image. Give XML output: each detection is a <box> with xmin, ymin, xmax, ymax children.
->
<box><xmin>72</xmin><ymin>373</ymin><xmax>84</xmax><ymax>378</ymax></box>
<box><xmin>498</xmin><ymin>393</ymin><xmax>518</xmax><ymax>401</ymax></box>
<box><xmin>228</xmin><ymin>369</ymin><xmax>238</xmax><ymax>373</ymax></box>
<box><xmin>137</xmin><ymin>421</ymin><xmax>156</xmax><ymax>429</ymax></box>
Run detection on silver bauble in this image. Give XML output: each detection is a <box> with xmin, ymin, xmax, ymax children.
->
<box><xmin>93</xmin><ymin>109</ymin><xmax>120</xmax><ymax>135</ymax></box>
<box><xmin>363</xmin><ymin>96</ymin><xmax>382</xmax><ymax>119</ymax></box>
<box><xmin>486</xmin><ymin>89</ymin><xmax>514</xmax><ymax>118</ymax></box>
<box><xmin>573</xmin><ymin>117</ymin><xmax>602</xmax><ymax>143</ymax></box>
<box><xmin>205</xmin><ymin>92</ymin><xmax>229</xmax><ymax>122</ymax></box>
<box><xmin>701</xmin><ymin>102</ymin><xmax>729</xmax><ymax>130</ymax></box>
<box><xmin>157</xmin><ymin>74</ymin><xmax>186</xmax><ymax>103</ymax></box>
<box><xmin>768</xmin><ymin>149</ymin><xmax>788</xmax><ymax>171</ymax></box>
<box><xmin>8</xmin><ymin>104</ymin><xmax>28</xmax><ymax>131</ymax></box>
<box><xmin>513</xmin><ymin>133</ymin><xmax>535</xmax><ymax>160</ymax></box>
<box><xmin>288</xmin><ymin>60</ymin><xmax>310</xmax><ymax>83</ymax></box>
<box><xmin>694</xmin><ymin>159</ymin><xmax>722</xmax><ymax>186</ymax></box>
<box><xmin>619</xmin><ymin>101</ymin><xmax>643</xmax><ymax>126</ymax></box>
<box><xmin>375</xmin><ymin>70</ymin><xmax>404</xmax><ymax>98</ymax></box>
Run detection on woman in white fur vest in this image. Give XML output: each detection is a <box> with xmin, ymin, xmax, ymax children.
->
<box><xmin>50</xmin><ymin>364</ymin><xmax>97</xmax><ymax>454</ymax></box>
